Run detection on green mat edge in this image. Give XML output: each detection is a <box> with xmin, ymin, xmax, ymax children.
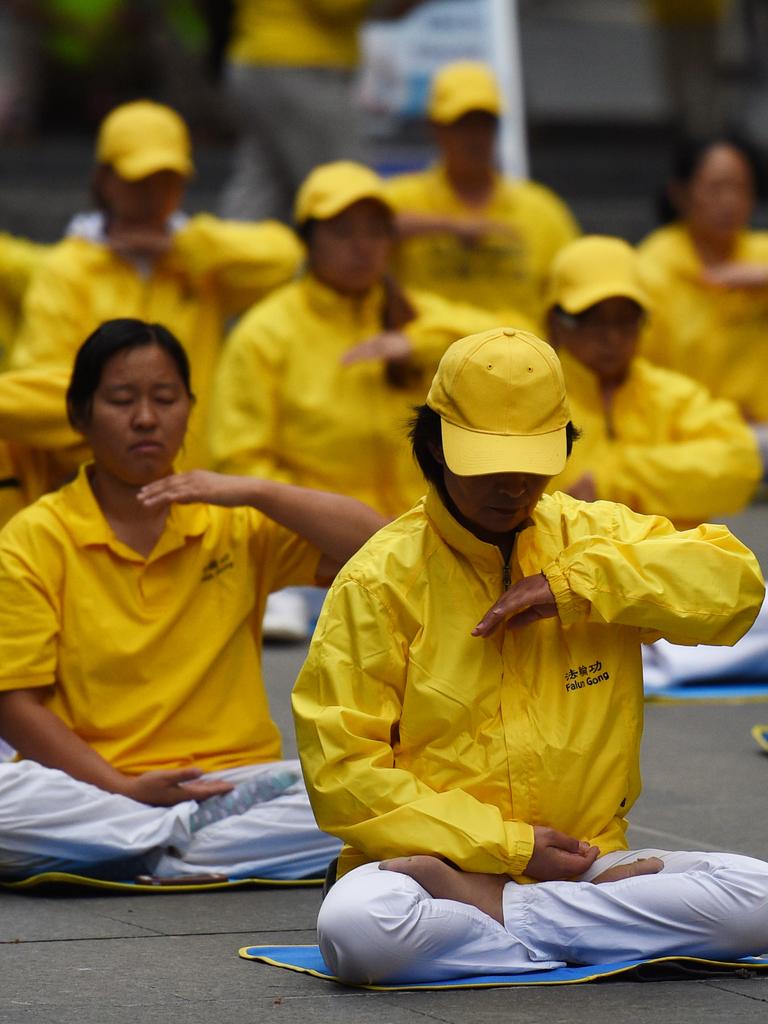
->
<box><xmin>237</xmin><ymin>945</ymin><xmax>768</xmax><ymax>990</ymax></box>
<box><xmin>2</xmin><ymin>871</ymin><xmax>322</xmax><ymax>893</ymax></box>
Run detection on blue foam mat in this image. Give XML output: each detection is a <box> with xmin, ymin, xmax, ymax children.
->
<box><xmin>752</xmin><ymin>724</ymin><xmax>768</xmax><ymax>751</ymax></box>
<box><xmin>645</xmin><ymin>682</ymin><xmax>768</xmax><ymax>704</ymax></box>
<box><xmin>239</xmin><ymin>944</ymin><xmax>768</xmax><ymax>990</ymax></box>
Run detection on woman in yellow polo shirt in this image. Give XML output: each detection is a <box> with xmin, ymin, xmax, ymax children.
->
<box><xmin>0</xmin><ymin>318</ymin><xmax>384</xmax><ymax>882</ymax></box>
<box><xmin>638</xmin><ymin>136</ymin><xmax>768</xmax><ymax>468</ymax></box>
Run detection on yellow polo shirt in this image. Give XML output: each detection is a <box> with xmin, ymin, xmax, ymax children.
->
<box><xmin>0</xmin><ymin>466</ymin><xmax>321</xmax><ymax>775</ymax></box>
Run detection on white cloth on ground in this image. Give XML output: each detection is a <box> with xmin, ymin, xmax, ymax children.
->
<box><xmin>0</xmin><ymin>759</ymin><xmax>340</xmax><ymax>881</ymax></box>
<box><xmin>318</xmin><ymin>849</ymin><xmax>768</xmax><ymax>985</ymax></box>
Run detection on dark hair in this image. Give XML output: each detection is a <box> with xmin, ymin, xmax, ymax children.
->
<box><xmin>657</xmin><ymin>134</ymin><xmax>765</xmax><ymax>223</ymax></box>
<box><xmin>408</xmin><ymin>403</ymin><xmax>579</xmax><ymax>487</ymax></box>
<box><xmin>67</xmin><ymin>318</ymin><xmax>193</xmax><ymax>428</ymax></box>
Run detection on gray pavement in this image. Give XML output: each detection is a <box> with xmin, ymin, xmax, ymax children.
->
<box><xmin>1</xmin><ymin>503</ymin><xmax>767</xmax><ymax>1022</ymax></box>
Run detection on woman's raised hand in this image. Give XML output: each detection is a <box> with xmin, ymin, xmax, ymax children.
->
<box><xmin>138</xmin><ymin>470</ymin><xmax>253</xmax><ymax>509</ymax></box>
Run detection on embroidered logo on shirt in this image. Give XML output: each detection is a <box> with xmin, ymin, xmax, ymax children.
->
<box><xmin>564</xmin><ymin>660</ymin><xmax>610</xmax><ymax>692</ymax></box>
<box><xmin>201</xmin><ymin>553</ymin><xmax>234</xmax><ymax>582</ymax></box>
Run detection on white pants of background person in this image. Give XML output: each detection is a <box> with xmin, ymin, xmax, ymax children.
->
<box><xmin>0</xmin><ymin>760</ymin><xmax>340</xmax><ymax>881</ymax></box>
<box><xmin>218</xmin><ymin>63</ymin><xmax>364</xmax><ymax>222</ymax></box>
<box><xmin>318</xmin><ymin>850</ymin><xmax>768</xmax><ymax>985</ymax></box>
<box><xmin>643</xmin><ymin>594</ymin><xmax>768</xmax><ymax>691</ymax></box>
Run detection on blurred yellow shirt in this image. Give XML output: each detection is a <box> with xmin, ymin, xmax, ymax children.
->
<box><xmin>638</xmin><ymin>222</ymin><xmax>768</xmax><ymax>422</ymax></box>
<box><xmin>0</xmin><ymin>232</ymin><xmax>47</xmax><ymax>371</ymax></box>
<box><xmin>385</xmin><ymin>166</ymin><xmax>579</xmax><ymax>326</ymax></box>
<box><xmin>0</xmin><ymin>465</ymin><xmax>321</xmax><ymax>775</ymax></box>
<box><xmin>11</xmin><ymin>215</ymin><xmax>303</xmax><ymax>469</ymax></box>
<box><xmin>211</xmin><ymin>274</ymin><xmax>505</xmax><ymax>517</ymax></box>
<box><xmin>549</xmin><ymin>350</ymin><xmax>760</xmax><ymax>526</ymax></box>
<box><xmin>229</xmin><ymin>0</ymin><xmax>370</xmax><ymax>68</ymax></box>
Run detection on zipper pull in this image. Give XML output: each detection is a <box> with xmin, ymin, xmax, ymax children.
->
<box><xmin>502</xmin><ymin>562</ymin><xmax>511</xmax><ymax>591</ymax></box>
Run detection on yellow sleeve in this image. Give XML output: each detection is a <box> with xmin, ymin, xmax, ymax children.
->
<box><xmin>0</xmin><ymin>368</ymin><xmax>81</xmax><ymax>450</ymax></box>
<box><xmin>0</xmin><ymin>517</ymin><xmax>59</xmax><ymax>691</ymax></box>
<box><xmin>172</xmin><ymin>215</ymin><xmax>304</xmax><ymax>317</ymax></box>
<box><xmin>544</xmin><ymin>499</ymin><xmax>765</xmax><ymax>645</ymax></box>
<box><xmin>10</xmin><ymin>243</ymin><xmax>94</xmax><ymax>371</ymax></box>
<box><xmin>0</xmin><ymin>233</ymin><xmax>47</xmax><ymax>303</ymax></box>
<box><xmin>292</xmin><ymin>578</ymin><xmax>535</xmax><ymax>875</ymax></box>
<box><xmin>404</xmin><ymin>291</ymin><xmax>516</xmax><ymax>366</ymax></box>
<box><xmin>209</xmin><ymin>310</ymin><xmax>291</xmax><ymax>480</ymax></box>
<box><xmin>593</xmin><ymin>376</ymin><xmax>761</xmax><ymax>521</ymax></box>
<box><xmin>525</xmin><ymin>182</ymin><xmax>580</xmax><ymax>255</ymax></box>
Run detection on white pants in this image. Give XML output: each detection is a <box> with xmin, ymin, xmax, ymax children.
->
<box><xmin>318</xmin><ymin>849</ymin><xmax>768</xmax><ymax>984</ymax></box>
<box><xmin>643</xmin><ymin>595</ymin><xmax>768</xmax><ymax>691</ymax></box>
<box><xmin>0</xmin><ymin>760</ymin><xmax>340</xmax><ymax>881</ymax></box>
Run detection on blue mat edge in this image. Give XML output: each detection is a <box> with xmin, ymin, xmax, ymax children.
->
<box><xmin>238</xmin><ymin>944</ymin><xmax>768</xmax><ymax>990</ymax></box>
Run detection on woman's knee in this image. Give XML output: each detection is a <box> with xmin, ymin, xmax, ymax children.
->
<box><xmin>317</xmin><ymin>863</ymin><xmax>421</xmax><ymax>984</ymax></box>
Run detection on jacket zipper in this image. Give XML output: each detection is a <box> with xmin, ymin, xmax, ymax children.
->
<box><xmin>502</xmin><ymin>559</ymin><xmax>511</xmax><ymax>591</ymax></box>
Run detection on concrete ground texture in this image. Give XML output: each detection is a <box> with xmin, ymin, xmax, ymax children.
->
<box><xmin>1</xmin><ymin>504</ymin><xmax>767</xmax><ymax>1023</ymax></box>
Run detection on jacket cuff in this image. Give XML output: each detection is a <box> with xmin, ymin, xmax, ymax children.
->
<box><xmin>504</xmin><ymin>821</ymin><xmax>535</xmax><ymax>875</ymax></box>
<box><xmin>543</xmin><ymin>560</ymin><xmax>591</xmax><ymax>626</ymax></box>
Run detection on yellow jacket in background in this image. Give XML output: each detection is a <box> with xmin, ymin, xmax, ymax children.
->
<box><xmin>0</xmin><ymin>233</ymin><xmax>47</xmax><ymax>371</ymax></box>
<box><xmin>385</xmin><ymin>166</ymin><xmax>579</xmax><ymax>326</ymax></box>
<box><xmin>550</xmin><ymin>350</ymin><xmax>761</xmax><ymax>525</ymax></box>
<box><xmin>293</xmin><ymin>488</ymin><xmax>764</xmax><ymax>879</ymax></box>
<box><xmin>228</xmin><ymin>0</ymin><xmax>370</xmax><ymax>68</ymax></box>
<box><xmin>210</xmin><ymin>274</ymin><xmax>502</xmax><ymax>517</ymax></box>
<box><xmin>11</xmin><ymin>215</ymin><xmax>303</xmax><ymax>469</ymax></box>
<box><xmin>0</xmin><ymin>368</ymin><xmax>86</xmax><ymax>529</ymax></box>
<box><xmin>638</xmin><ymin>222</ymin><xmax>768</xmax><ymax>421</ymax></box>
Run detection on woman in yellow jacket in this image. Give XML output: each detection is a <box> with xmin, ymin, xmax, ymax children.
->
<box><xmin>545</xmin><ymin>236</ymin><xmax>761</xmax><ymax>525</ymax></box>
<box><xmin>211</xmin><ymin>160</ymin><xmax>509</xmax><ymax>519</ymax></box>
<box><xmin>10</xmin><ymin>99</ymin><xmax>303</xmax><ymax>475</ymax></box>
<box><xmin>384</xmin><ymin>61</ymin><xmax>579</xmax><ymax>327</ymax></box>
<box><xmin>0</xmin><ymin>232</ymin><xmax>46</xmax><ymax>371</ymax></box>
<box><xmin>638</xmin><ymin>136</ymin><xmax>768</xmax><ymax>463</ymax></box>
<box><xmin>292</xmin><ymin>327</ymin><xmax>768</xmax><ymax>986</ymax></box>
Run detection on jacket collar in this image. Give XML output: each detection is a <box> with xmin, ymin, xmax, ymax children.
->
<box><xmin>302</xmin><ymin>272</ymin><xmax>385</xmax><ymax>327</ymax></box>
<box><xmin>62</xmin><ymin>464</ymin><xmax>209</xmax><ymax>563</ymax></box>
<box><xmin>424</xmin><ymin>485</ymin><xmax>538</xmax><ymax>575</ymax></box>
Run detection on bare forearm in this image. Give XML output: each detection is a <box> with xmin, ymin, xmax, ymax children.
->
<box><xmin>236</xmin><ymin>477</ymin><xmax>387</xmax><ymax>563</ymax></box>
<box><xmin>0</xmin><ymin>691</ymin><xmax>128</xmax><ymax>794</ymax></box>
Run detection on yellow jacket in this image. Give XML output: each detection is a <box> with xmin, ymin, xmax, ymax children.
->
<box><xmin>0</xmin><ymin>368</ymin><xmax>86</xmax><ymax>529</ymax></box>
<box><xmin>0</xmin><ymin>232</ymin><xmax>47</xmax><ymax>370</ymax></box>
<box><xmin>385</xmin><ymin>166</ymin><xmax>579</xmax><ymax>325</ymax></box>
<box><xmin>550</xmin><ymin>350</ymin><xmax>761</xmax><ymax>525</ymax></box>
<box><xmin>11</xmin><ymin>214</ymin><xmax>303</xmax><ymax>469</ymax></box>
<box><xmin>228</xmin><ymin>0</ymin><xmax>369</xmax><ymax>68</ymax></box>
<box><xmin>638</xmin><ymin>222</ymin><xmax>768</xmax><ymax>421</ymax></box>
<box><xmin>210</xmin><ymin>274</ymin><xmax>500</xmax><ymax>517</ymax></box>
<box><xmin>293</xmin><ymin>488</ymin><xmax>763</xmax><ymax>879</ymax></box>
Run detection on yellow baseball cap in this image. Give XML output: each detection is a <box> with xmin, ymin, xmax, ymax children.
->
<box><xmin>427</xmin><ymin>327</ymin><xmax>570</xmax><ymax>477</ymax></box>
<box><xmin>294</xmin><ymin>161</ymin><xmax>393</xmax><ymax>225</ymax></box>
<box><xmin>428</xmin><ymin>61</ymin><xmax>503</xmax><ymax>124</ymax></box>
<box><xmin>546</xmin><ymin>235</ymin><xmax>649</xmax><ymax>314</ymax></box>
<box><xmin>96</xmin><ymin>100</ymin><xmax>194</xmax><ymax>181</ymax></box>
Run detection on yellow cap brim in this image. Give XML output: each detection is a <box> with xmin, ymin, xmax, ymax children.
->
<box><xmin>441</xmin><ymin>419</ymin><xmax>567</xmax><ymax>477</ymax></box>
<box><xmin>556</xmin><ymin>279</ymin><xmax>648</xmax><ymax>315</ymax></box>
<box><xmin>295</xmin><ymin>187</ymin><xmax>391</xmax><ymax>225</ymax></box>
<box><xmin>111</xmin><ymin>149</ymin><xmax>194</xmax><ymax>181</ymax></box>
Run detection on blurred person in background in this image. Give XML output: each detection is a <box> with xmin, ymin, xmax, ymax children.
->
<box><xmin>218</xmin><ymin>1</ymin><xmax>426</xmax><ymax>221</ymax></box>
<box><xmin>9</xmin><ymin>99</ymin><xmax>302</xmax><ymax>483</ymax></box>
<box><xmin>385</xmin><ymin>61</ymin><xmax>579</xmax><ymax>328</ymax></box>
<box><xmin>546</xmin><ymin>235</ymin><xmax>761</xmax><ymax>526</ymax></box>
<box><xmin>0</xmin><ymin>232</ymin><xmax>46</xmax><ymax>370</ymax></box>
<box><xmin>211</xmin><ymin>160</ymin><xmax>508</xmax><ymax>639</ymax></box>
<box><xmin>638</xmin><ymin>135</ymin><xmax>768</xmax><ymax>475</ymax></box>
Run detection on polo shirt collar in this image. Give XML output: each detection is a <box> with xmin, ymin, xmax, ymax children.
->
<box><xmin>63</xmin><ymin>464</ymin><xmax>209</xmax><ymax>560</ymax></box>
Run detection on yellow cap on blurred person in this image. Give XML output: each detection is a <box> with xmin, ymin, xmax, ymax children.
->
<box><xmin>96</xmin><ymin>101</ymin><xmax>194</xmax><ymax>181</ymax></box>
<box><xmin>293</xmin><ymin>161</ymin><xmax>392</xmax><ymax>225</ymax></box>
<box><xmin>546</xmin><ymin>236</ymin><xmax>649</xmax><ymax>314</ymax></box>
<box><xmin>428</xmin><ymin>61</ymin><xmax>503</xmax><ymax>124</ymax></box>
<box><xmin>426</xmin><ymin>327</ymin><xmax>570</xmax><ymax>477</ymax></box>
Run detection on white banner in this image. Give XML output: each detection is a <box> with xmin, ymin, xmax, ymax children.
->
<box><xmin>359</xmin><ymin>0</ymin><xmax>528</xmax><ymax>177</ymax></box>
